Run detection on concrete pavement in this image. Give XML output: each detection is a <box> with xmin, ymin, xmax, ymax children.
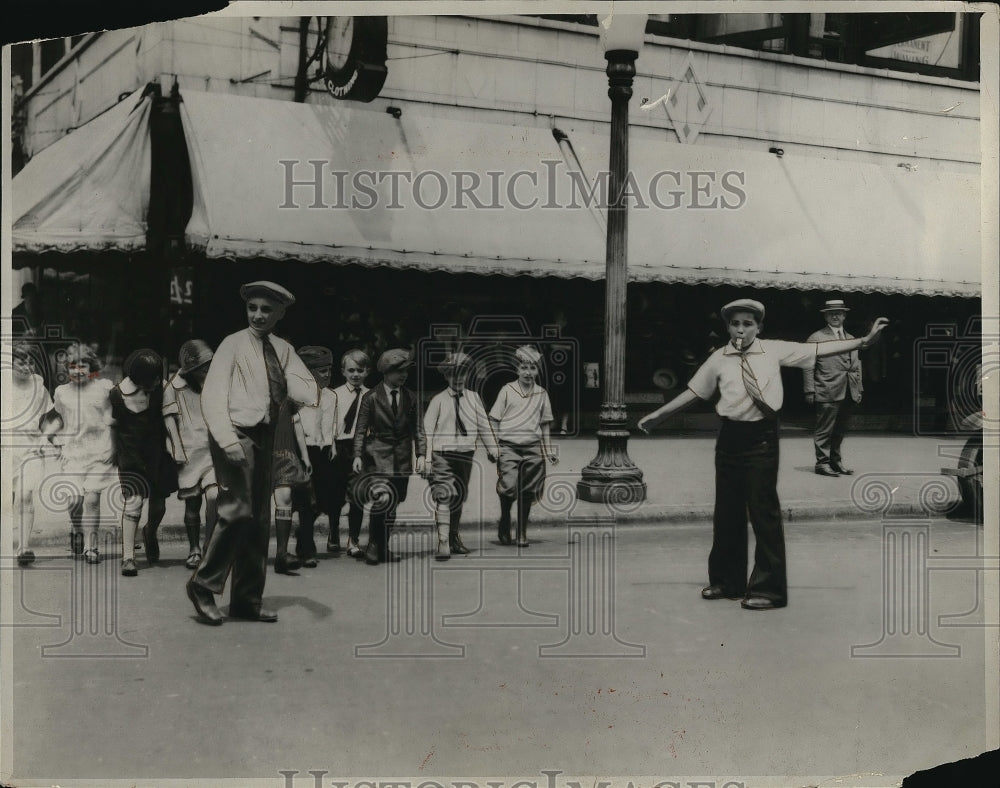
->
<box><xmin>18</xmin><ymin>432</ymin><xmax>976</xmax><ymax>552</ymax></box>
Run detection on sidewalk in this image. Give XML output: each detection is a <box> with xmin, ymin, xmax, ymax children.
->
<box><xmin>19</xmin><ymin>432</ymin><xmax>972</xmax><ymax>548</ymax></box>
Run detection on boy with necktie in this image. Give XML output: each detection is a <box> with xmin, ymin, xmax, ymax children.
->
<box><xmin>638</xmin><ymin>298</ymin><xmax>888</xmax><ymax>610</ymax></box>
<box><xmin>329</xmin><ymin>349</ymin><xmax>370</xmax><ymax>556</ymax></box>
<box><xmin>186</xmin><ymin>281</ymin><xmax>318</xmax><ymax>625</ymax></box>
<box><xmin>352</xmin><ymin>349</ymin><xmax>426</xmax><ymax>565</ymax></box>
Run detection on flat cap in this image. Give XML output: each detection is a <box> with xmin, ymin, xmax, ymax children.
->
<box><xmin>239</xmin><ymin>280</ymin><xmax>296</xmax><ymax>306</ymax></box>
<box><xmin>720</xmin><ymin>298</ymin><xmax>765</xmax><ymax>322</ymax></box>
<box><xmin>297</xmin><ymin>345</ymin><xmax>334</xmax><ymax>369</ymax></box>
<box><xmin>377</xmin><ymin>348</ymin><xmax>414</xmax><ymax>374</ymax></box>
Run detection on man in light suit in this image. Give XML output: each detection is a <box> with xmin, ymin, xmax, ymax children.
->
<box><xmin>352</xmin><ymin>349</ymin><xmax>427</xmax><ymax>564</ymax></box>
<box><xmin>803</xmin><ymin>299</ymin><xmax>863</xmax><ymax>477</ymax></box>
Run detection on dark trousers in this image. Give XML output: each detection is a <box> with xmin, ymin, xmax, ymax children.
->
<box><xmin>431</xmin><ymin>450</ymin><xmax>475</xmax><ymax>527</ymax></box>
<box><xmin>366</xmin><ymin>475</ymin><xmax>409</xmax><ymax>559</ymax></box>
<box><xmin>330</xmin><ymin>439</ymin><xmax>364</xmax><ymax>543</ymax></box>
<box><xmin>814</xmin><ymin>399</ymin><xmax>854</xmax><ymax>468</ymax></box>
<box><xmin>709</xmin><ymin>418</ymin><xmax>786</xmax><ymax>604</ymax></box>
<box><xmin>193</xmin><ymin>423</ymin><xmax>274</xmax><ymax>613</ymax></box>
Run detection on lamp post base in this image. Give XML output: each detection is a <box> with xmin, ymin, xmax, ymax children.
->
<box><xmin>576</xmin><ymin>428</ymin><xmax>647</xmax><ymax>505</ymax></box>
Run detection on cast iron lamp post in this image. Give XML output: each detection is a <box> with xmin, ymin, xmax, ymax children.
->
<box><xmin>577</xmin><ymin>14</ymin><xmax>648</xmax><ymax>505</ymax></box>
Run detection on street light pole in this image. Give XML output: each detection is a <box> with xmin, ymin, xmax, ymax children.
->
<box><xmin>577</xmin><ymin>20</ymin><xmax>647</xmax><ymax>505</ymax></box>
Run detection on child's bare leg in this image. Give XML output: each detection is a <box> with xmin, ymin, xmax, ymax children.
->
<box><xmin>82</xmin><ymin>491</ymin><xmax>101</xmax><ymax>562</ymax></box>
<box><xmin>16</xmin><ymin>486</ymin><xmax>37</xmax><ymax>564</ymax></box>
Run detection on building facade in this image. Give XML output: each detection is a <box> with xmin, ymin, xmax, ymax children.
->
<box><xmin>10</xmin><ymin>12</ymin><xmax>984</xmax><ymax>430</ymax></box>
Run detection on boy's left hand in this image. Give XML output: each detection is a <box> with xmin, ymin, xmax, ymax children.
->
<box><xmin>414</xmin><ymin>456</ymin><xmax>426</xmax><ymax>475</ymax></box>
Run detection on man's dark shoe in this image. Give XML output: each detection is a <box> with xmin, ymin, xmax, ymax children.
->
<box><xmin>364</xmin><ymin>544</ymin><xmax>380</xmax><ymax>565</ymax></box>
<box><xmin>186</xmin><ymin>580</ymin><xmax>223</xmax><ymax>625</ymax></box>
<box><xmin>815</xmin><ymin>464</ymin><xmax>841</xmax><ymax>477</ymax></box>
<box><xmin>274</xmin><ymin>553</ymin><xmax>301</xmax><ymax>574</ymax></box>
<box><xmin>741</xmin><ymin>596</ymin><xmax>785</xmax><ymax>611</ymax></box>
<box><xmin>831</xmin><ymin>464</ymin><xmax>854</xmax><ymax>475</ymax></box>
<box><xmin>229</xmin><ymin>606</ymin><xmax>278</xmax><ymax>622</ymax></box>
<box><xmin>142</xmin><ymin>525</ymin><xmax>160</xmax><ymax>564</ymax></box>
<box><xmin>497</xmin><ymin>521</ymin><xmax>512</xmax><ymax>546</ymax></box>
<box><xmin>299</xmin><ymin>556</ymin><xmax>318</xmax><ymax>568</ymax></box>
<box><xmin>701</xmin><ymin>585</ymin><xmax>742</xmax><ymax>600</ymax></box>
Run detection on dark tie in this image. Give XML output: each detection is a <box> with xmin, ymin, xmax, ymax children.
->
<box><xmin>739</xmin><ymin>350</ymin><xmax>776</xmax><ymax>418</ymax></box>
<box><xmin>454</xmin><ymin>391</ymin><xmax>467</xmax><ymax>437</ymax></box>
<box><xmin>343</xmin><ymin>387</ymin><xmax>361</xmax><ymax>434</ymax></box>
<box><xmin>390</xmin><ymin>389</ymin><xmax>398</xmax><ymax>418</ymax></box>
<box><xmin>262</xmin><ymin>335</ymin><xmax>287</xmax><ymax>416</ymax></box>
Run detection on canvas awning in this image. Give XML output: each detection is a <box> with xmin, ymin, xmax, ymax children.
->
<box><xmin>179</xmin><ymin>88</ymin><xmax>980</xmax><ymax>297</ymax></box>
<box><xmin>12</xmin><ymin>87</ymin><xmax>153</xmax><ymax>254</ymax></box>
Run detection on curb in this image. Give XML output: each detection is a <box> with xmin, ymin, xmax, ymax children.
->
<box><xmin>21</xmin><ymin>496</ymin><xmax>969</xmax><ymax>548</ymax></box>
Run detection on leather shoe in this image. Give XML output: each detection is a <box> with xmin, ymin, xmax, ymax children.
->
<box><xmin>364</xmin><ymin>544</ymin><xmax>380</xmax><ymax>565</ymax></box>
<box><xmin>274</xmin><ymin>553</ymin><xmax>301</xmax><ymax>574</ymax></box>
<box><xmin>831</xmin><ymin>464</ymin><xmax>854</xmax><ymax>475</ymax></box>
<box><xmin>701</xmin><ymin>584</ymin><xmax>742</xmax><ymax>600</ymax></box>
<box><xmin>741</xmin><ymin>596</ymin><xmax>785</xmax><ymax>610</ymax></box>
<box><xmin>299</xmin><ymin>556</ymin><xmax>318</xmax><ymax>568</ymax></box>
<box><xmin>327</xmin><ymin>540</ymin><xmax>342</xmax><ymax>554</ymax></box>
<box><xmin>186</xmin><ymin>580</ymin><xmax>223</xmax><ymax>625</ymax></box>
<box><xmin>497</xmin><ymin>522</ymin><xmax>512</xmax><ymax>546</ymax></box>
<box><xmin>815</xmin><ymin>464</ymin><xmax>841</xmax><ymax>477</ymax></box>
<box><xmin>449</xmin><ymin>534</ymin><xmax>471</xmax><ymax>555</ymax></box>
<box><xmin>229</xmin><ymin>606</ymin><xmax>278</xmax><ymax>622</ymax></box>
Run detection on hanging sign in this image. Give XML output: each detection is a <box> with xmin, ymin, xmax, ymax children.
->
<box><xmin>323</xmin><ymin>16</ymin><xmax>389</xmax><ymax>103</ymax></box>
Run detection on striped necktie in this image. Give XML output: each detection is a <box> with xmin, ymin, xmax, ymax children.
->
<box><xmin>739</xmin><ymin>349</ymin><xmax>776</xmax><ymax>418</ymax></box>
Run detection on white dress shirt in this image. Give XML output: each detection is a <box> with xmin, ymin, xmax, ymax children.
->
<box><xmin>424</xmin><ymin>387</ymin><xmax>498</xmax><ymax>455</ymax></box>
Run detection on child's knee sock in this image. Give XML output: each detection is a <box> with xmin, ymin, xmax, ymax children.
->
<box><xmin>121</xmin><ymin>512</ymin><xmax>141</xmax><ymax>561</ymax></box>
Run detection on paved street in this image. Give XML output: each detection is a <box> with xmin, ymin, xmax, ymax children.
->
<box><xmin>4</xmin><ymin>515</ymin><xmax>990</xmax><ymax>785</ymax></box>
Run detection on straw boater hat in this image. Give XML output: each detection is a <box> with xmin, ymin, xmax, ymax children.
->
<box><xmin>178</xmin><ymin>340</ymin><xmax>214</xmax><ymax>374</ymax></box>
<box><xmin>377</xmin><ymin>348</ymin><xmax>414</xmax><ymax>374</ymax></box>
<box><xmin>820</xmin><ymin>299</ymin><xmax>850</xmax><ymax>312</ymax></box>
<box><xmin>239</xmin><ymin>281</ymin><xmax>296</xmax><ymax>307</ymax></box>
<box><xmin>720</xmin><ymin>298</ymin><xmax>765</xmax><ymax>322</ymax></box>
<box><xmin>297</xmin><ymin>345</ymin><xmax>334</xmax><ymax>370</ymax></box>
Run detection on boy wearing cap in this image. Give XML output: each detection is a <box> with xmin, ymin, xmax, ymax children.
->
<box><xmin>351</xmin><ymin>348</ymin><xmax>426</xmax><ymax>565</ymax></box>
<box><xmin>803</xmin><ymin>299</ymin><xmax>864</xmax><ymax>477</ymax></box>
<box><xmin>294</xmin><ymin>345</ymin><xmax>336</xmax><ymax>564</ymax></box>
<box><xmin>489</xmin><ymin>345</ymin><xmax>558</xmax><ymax>548</ymax></box>
<box><xmin>186</xmin><ymin>281</ymin><xmax>318</xmax><ymax>625</ymax></box>
<box><xmin>164</xmin><ymin>339</ymin><xmax>218</xmax><ymax>570</ymax></box>
<box><xmin>330</xmin><ymin>349</ymin><xmax>370</xmax><ymax>556</ymax></box>
<box><xmin>638</xmin><ymin>299</ymin><xmax>888</xmax><ymax>610</ymax></box>
<box><xmin>423</xmin><ymin>352</ymin><xmax>499</xmax><ymax>560</ymax></box>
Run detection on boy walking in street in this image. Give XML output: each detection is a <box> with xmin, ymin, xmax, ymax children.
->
<box><xmin>351</xmin><ymin>349</ymin><xmax>426</xmax><ymax>565</ymax></box>
<box><xmin>423</xmin><ymin>352</ymin><xmax>498</xmax><ymax>560</ymax></box>
<box><xmin>638</xmin><ymin>298</ymin><xmax>888</xmax><ymax>610</ymax></box>
<box><xmin>294</xmin><ymin>345</ymin><xmax>337</xmax><ymax>564</ymax></box>
<box><xmin>330</xmin><ymin>349</ymin><xmax>370</xmax><ymax>556</ymax></box>
<box><xmin>186</xmin><ymin>281</ymin><xmax>318</xmax><ymax>625</ymax></box>
<box><xmin>489</xmin><ymin>345</ymin><xmax>558</xmax><ymax>548</ymax></box>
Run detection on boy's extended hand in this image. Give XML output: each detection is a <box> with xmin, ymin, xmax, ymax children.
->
<box><xmin>223</xmin><ymin>442</ymin><xmax>247</xmax><ymax>466</ymax></box>
<box><xmin>637</xmin><ymin>414</ymin><xmax>655</xmax><ymax>434</ymax></box>
<box><xmin>352</xmin><ymin>457</ymin><xmax>363</xmax><ymax>474</ymax></box>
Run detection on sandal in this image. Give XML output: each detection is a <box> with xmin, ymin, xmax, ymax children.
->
<box><xmin>84</xmin><ymin>548</ymin><xmax>101</xmax><ymax>565</ymax></box>
<box><xmin>17</xmin><ymin>550</ymin><xmax>36</xmax><ymax>566</ymax></box>
<box><xmin>185</xmin><ymin>550</ymin><xmax>202</xmax><ymax>570</ymax></box>
<box><xmin>121</xmin><ymin>558</ymin><xmax>138</xmax><ymax>577</ymax></box>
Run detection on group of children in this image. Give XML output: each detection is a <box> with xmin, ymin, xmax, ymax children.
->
<box><xmin>10</xmin><ymin>282</ymin><xmax>560</xmax><ymax>618</ymax></box>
